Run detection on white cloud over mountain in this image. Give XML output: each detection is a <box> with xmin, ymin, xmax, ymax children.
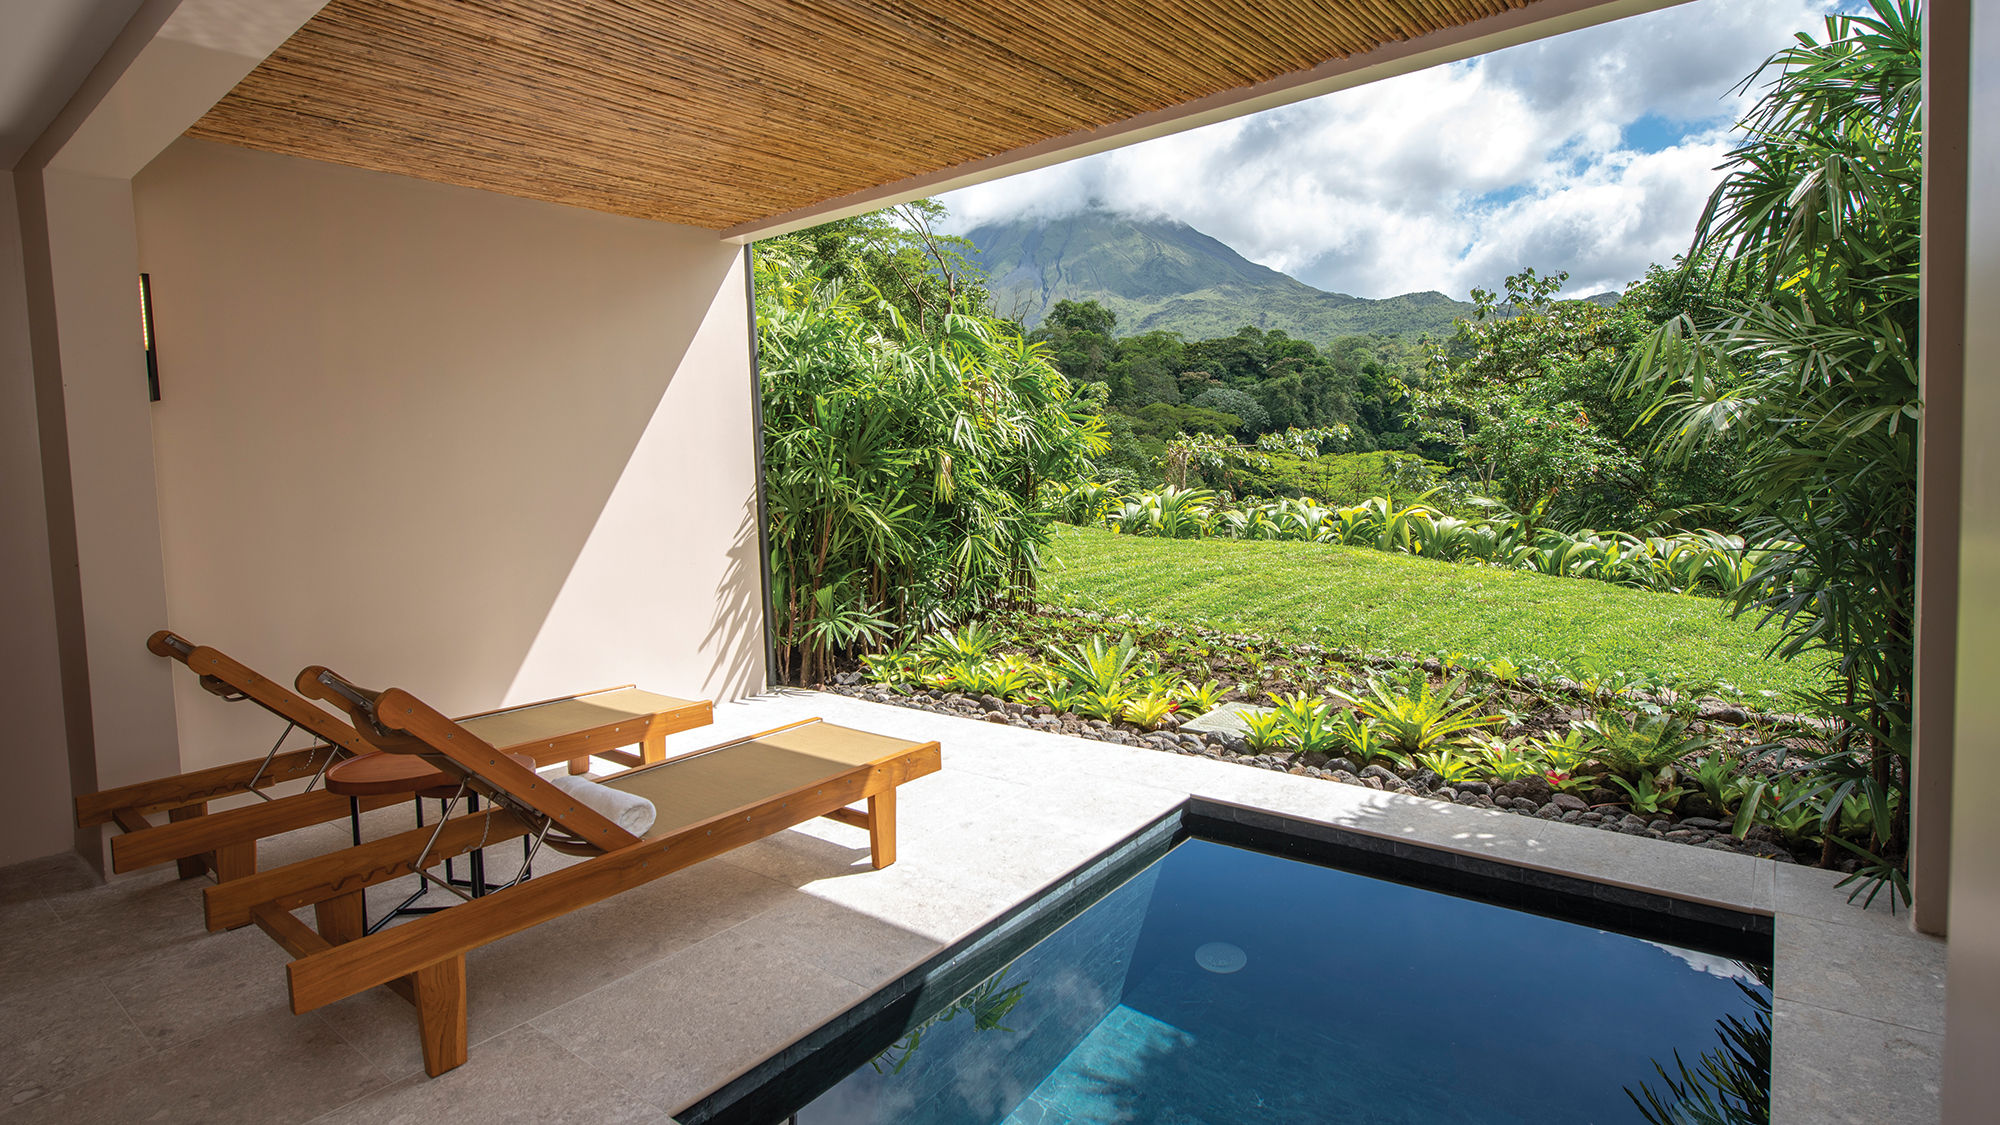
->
<box><xmin>937</xmin><ymin>0</ymin><xmax>1843</xmax><ymax>300</ymax></box>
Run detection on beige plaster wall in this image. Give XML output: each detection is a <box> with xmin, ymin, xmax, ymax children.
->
<box><xmin>1945</xmin><ymin>0</ymin><xmax>2000</xmax><ymax>1110</ymax></box>
<box><xmin>132</xmin><ymin>139</ymin><xmax>764</xmax><ymax>770</ymax></box>
<box><xmin>0</xmin><ymin>175</ymin><xmax>82</xmax><ymax>865</ymax></box>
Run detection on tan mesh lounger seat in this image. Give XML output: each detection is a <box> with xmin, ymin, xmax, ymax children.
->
<box><xmin>209</xmin><ymin>668</ymin><xmax>941</xmax><ymax>1078</ymax></box>
<box><xmin>78</xmin><ymin>631</ymin><xmax>712</xmax><ymax>882</ymax></box>
<box><xmin>606</xmin><ymin>721</ymin><xmax>925</xmax><ymax>839</ymax></box>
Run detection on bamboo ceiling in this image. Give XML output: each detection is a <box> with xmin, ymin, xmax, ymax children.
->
<box><xmin>187</xmin><ymin>0</ymin><xmax>1531</xmax><ymax>231</ymax></box>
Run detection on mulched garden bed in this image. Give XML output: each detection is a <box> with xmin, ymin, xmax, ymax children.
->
<box><xmin>830</xmin><ymin>678</ymin><xmax>1812</xmax><ymax>863</ymax></box>
<box><xmin>821</xmin><ymin>610</ymin><xmax>1843</xmax><ymax>867</ymax></box>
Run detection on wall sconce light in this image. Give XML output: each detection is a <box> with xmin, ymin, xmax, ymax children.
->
<box><xmin>139</xmin><ymin>273</ymin><xmax>160</xmax><ymax>402</ymax></box>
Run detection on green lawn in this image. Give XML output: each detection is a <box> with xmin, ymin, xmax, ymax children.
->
<box><xmin>1041</xmin><ymin>525</ymin><xmax>1822</xmax><ymax>701</ymax></box>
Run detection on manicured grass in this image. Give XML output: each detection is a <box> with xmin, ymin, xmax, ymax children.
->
<box><xmin>1041</xmin><ymin>525</ymin><xmax>1823</xmax><ymax>702</ymax></box>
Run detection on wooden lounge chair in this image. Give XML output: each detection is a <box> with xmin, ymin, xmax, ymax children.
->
<box><xmin>209</xmin><ymin>666</ymin><xmax>940</xmax><ymax>1077</ymax></box>
<box><xmin>77</xmin><ymin>631</ymin><xmax>712</xmax><ymax>882</ymax></box>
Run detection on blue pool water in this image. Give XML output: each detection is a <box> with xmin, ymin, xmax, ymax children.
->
<box><xmin>797</xmin><ymin>839</ymin><xmax>1768</xmax><ymax>1124</ymax></box>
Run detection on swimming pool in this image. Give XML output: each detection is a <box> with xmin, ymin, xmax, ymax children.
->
<box><xmin>687</xmin><ymin>804</ymin><xmax>1771</xmax><ymax>1125</ymax></box>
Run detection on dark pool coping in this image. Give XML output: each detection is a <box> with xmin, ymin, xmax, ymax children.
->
<box><xmin>677</xmin><ymin>795</ymin><xmax>1774</xmax><ymax>1125</ymax></box>
<box><xmin>1188</xmin><ymin>797</ymin><xmax>1772</xmax><ymax>962</ymax></box>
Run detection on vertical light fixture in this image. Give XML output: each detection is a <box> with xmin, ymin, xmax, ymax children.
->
<box><xmin>139</xmin><ymin>273</ymin><xmax>160</xmax><ymax>402</ymax></box>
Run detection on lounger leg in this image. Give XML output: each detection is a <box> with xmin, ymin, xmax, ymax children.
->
<box><xmin>213</xmin><ymin>840</ymin><xmax>257</xmax><ymax>883</ymax></box>
<box><xmin>867</xmin><ymin>790</ymin><xmax>897</xmax><ymax>870</ymax></box>
<box><xmin>314</xmin><ymin>891</ymin><xmax>366</xmax><ymax>945</ymax></box>
<box><xmin>414</xmin><ymin>954</ymin><xmax>468</xmax><ymax>1077</ymax></box>
<box><xmin>640</xmin><ymin>727</ymin><xmax>667</xmax><ymax>765</ymax></box>
<box><xmin>567</xmin><ymin>756</ymin><xmax>589</xmax><ymax>776</ymax></box>
<box><xmin>168</xmin><ymin>804</ymin><xmax>210</xmax><ymax>879</ymax></box>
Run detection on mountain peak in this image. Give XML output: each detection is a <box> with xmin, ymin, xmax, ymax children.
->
<box><xmin>962</xmin><ymin>210</ymin><xmax>1475</xmax><ymax>344</ymax></box>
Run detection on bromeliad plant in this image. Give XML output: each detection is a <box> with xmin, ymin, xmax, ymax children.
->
<box><xmin>1472</xmin><ymin>735</ymin><xmax>1544</xmax><ymax>783</ymax></box>
<box><xmin>1336</xmin><ymin>675</ymin><xmax>1504</xmax><ymax>756</ymax></box>
<box><xmin>1528</xmin><ymin>729</ymin><xmax>1600</xmax><ymax>795</ymax></box>
<box><xmin>1577</xmin><ymin>714</ymin><xmax>1713</xmax><ymax>782</ymax></box>
<box><xmin>1608</xmin><ymin>771</ymin><xmax>1693</xmax><ymax>816</ymax></box>
<box><xmin>1240</xmin><ymin>709</ymin><xmax>1292</xmax><ymax>753</ymax></box>
<box><xmin>951</xmin><ymin>655</ymin><xmax>1039</xmax><ymax>700</ymax></box>
<box><xmin>1327</xmin><ymin>708</ymin><xmax>1395</xmax><ymax>767</ymax></box>
<box><xmin>1264</xmin><ymin>692</ymin><xmax>1346</xmax><ymax>756</ymax></box>
<box><xmin>1414</xmin><ymin>745</ymin><xmax>1485</xmax><ymax>786</ymax></box>
<box><xmin>1049</xmin><ymin>633</ymin><xmax>1150</xmax><ymax>697</ymax></box>
<box><xmin>1179</xmin><ymin>679</ymin><xmax>1228</xmax><ymax>714</ymax></box>
<box><xmin>922</xmin><ymin>623</ymin><xmax>1006</xmax><ymax>664</ymax></box>
<box><xmin>1122</xmin><ymin>694</ymin><xmax>1181</xmax><ymax>731</ymax></box>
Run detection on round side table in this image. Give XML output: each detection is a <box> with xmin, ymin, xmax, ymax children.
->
<box><xmin>326</xmin><ymin>751</ymin><xmax>535</xmax><ymax>932</ymax></box>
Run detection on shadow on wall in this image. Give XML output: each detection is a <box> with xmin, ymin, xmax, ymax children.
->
<box><xmin>703</xmin><ymin>491</ymin><xmax>769</xmax><ymax>698</ymax></box>
<box><xmin>134</xmin><ymin>138</ymin><xmax>762</xmax><ymax>770</ymax></box>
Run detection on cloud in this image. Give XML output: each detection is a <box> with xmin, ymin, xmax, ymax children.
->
<box><xmin>1644</xmin><ymin>941</ymin><xmax>1765</xmax><ymax>984</ymax></box>
<box><xmin>937</xmin><ymin>0</ymin><xmax>1842</xmax><ymax>300</ymax></box>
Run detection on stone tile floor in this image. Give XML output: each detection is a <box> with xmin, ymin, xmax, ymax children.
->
<box><xmin>0</xmin><ymin>691</ymin><xmax>1944</xmax><ymax>1124</ymax></box>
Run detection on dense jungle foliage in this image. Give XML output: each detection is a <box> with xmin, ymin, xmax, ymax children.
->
<box><xmin>753</xmin><ymin>0</ymin><xmax>1923</xmax><ymax>900</ymax></box>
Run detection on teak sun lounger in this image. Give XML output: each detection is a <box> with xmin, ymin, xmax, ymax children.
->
<box><xmin>213</xmin><ymin>667</ymin><xmax>940</xmax><ymax>1077</ymax></box>
<box><xmin>77</xmin><ymin>631</ymin><xmax>713</xmax><ymax>882</ymax></box>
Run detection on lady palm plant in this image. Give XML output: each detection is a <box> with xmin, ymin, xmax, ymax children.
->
<box><xmin>756</xmin><ymin>240</ymin><xmax>1103</xmax><ymax>685</ymax></box>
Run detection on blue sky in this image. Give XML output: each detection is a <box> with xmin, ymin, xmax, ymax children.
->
<box><xmin>937</xmin><ymin>0</ymin><xmax>1846</xmax><ymax>300</ymax></box>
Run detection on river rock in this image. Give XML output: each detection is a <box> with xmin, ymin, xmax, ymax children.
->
<box><xmin>1493</xmin><ymin>777</ymin><xmax>1553</xmax><ymax>804</ymax></box>
<box><xmin>1677</xmin><ymin>793</ymin><xmax>1726</xmax><ymax>820</ymax></box>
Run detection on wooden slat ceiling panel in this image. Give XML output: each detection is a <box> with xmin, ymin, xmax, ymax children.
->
<box><xmin>187</xmin><ymin>0</ymin><xmax>1528</xmax><ymax>230</ymax></box>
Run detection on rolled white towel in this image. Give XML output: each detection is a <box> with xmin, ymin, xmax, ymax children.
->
<box><xmin>549</xmin><ymin>773</ymin><xmax>657</xmax><ymax>837</ymax></box>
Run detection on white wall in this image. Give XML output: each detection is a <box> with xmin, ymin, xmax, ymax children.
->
<box><xmin>0</xmin><ymin>174</ymin><xmax>82</xmax><ymax>865</ymax></box>
<box><xmin>132</xmin><ymin>139</ymin><xmax>765</xmax><ymax>769</ymax></box>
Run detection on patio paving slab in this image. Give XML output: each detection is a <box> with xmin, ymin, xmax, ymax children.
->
<box><xmin>0</xmin><ymin>1006</ymin><xmax>381</xmax><ymax>1124</ymax></box>
<box><xmin>1775</xmin><ymin>910</ymin><xmax>1947</xmax><ymax>1035</ymax></box>
<box><xmin>1770</xmin><ymin>1001</ymin><xmax>1942</xmax><ymax>1125</ymax></box>
<box><xmin>307</xmin><ymin>1024</ymin><xmax>675</xmax><ymax>1125</ymax></box>
<box><xmin>0</xmin><ymin>689</ymin><xmax>1947</xmax><ymax>1124</ymax></box>
<box><xmin>530</xmin><ymin>930</ymin><xmax>867</xmax><ymax>1112</ymax></box>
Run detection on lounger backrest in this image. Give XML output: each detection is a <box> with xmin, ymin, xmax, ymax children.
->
<box><xmin>298</xmin><ymin>667</ymin><xmax>641</xmax><ymax>854</ymax></box>
<box><xmin>147</xmin><ymin>631</ymin><xmax>369</xmax><ymax>755</ymax></box>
